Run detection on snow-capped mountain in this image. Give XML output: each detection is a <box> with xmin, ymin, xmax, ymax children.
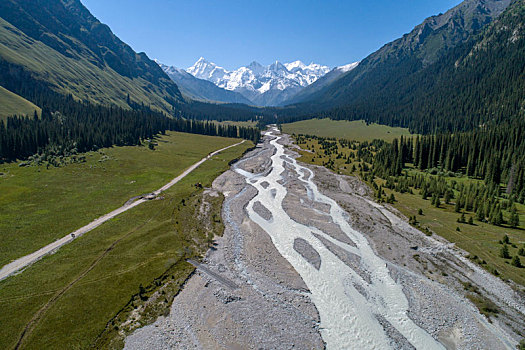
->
<box><xmin>156</xmin><ymin>60</ymin><xmax>253</xmax><ymax>104</ymax></box>
<box><xmin>336</xmin><ymin>61</ymin><xmax>359</xmax><ymax>73</ymax></box>
<box><xmin>186</xmin><ymin>57</ymin><xmax>331</xmax><ymax>106</ymax></box>
<box><xmin>280</xmin><ymin>61</ymin><xmax>360</xmax><ymax>105</ymax></box>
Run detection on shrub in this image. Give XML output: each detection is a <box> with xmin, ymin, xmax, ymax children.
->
<box><xmin>518</xmin><ymin>247</ymin><xmax>525</xmax><ymax>256</ymax></box>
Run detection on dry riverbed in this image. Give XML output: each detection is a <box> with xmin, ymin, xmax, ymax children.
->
<box><xmin>125</xmin><ymin>129</ymin><xmax>524</xmax><ymax>349</ymax></box>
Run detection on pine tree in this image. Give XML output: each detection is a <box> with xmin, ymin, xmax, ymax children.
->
<box><xmin>454</xmin><ymin>200</ymin><xmax>461</xmax><ymax>213</ymax></box>
<box><xmin>518</xmin><ymin>247</ymin><xmax>525</xmax><ymax>256</ymax></box>
<box><xmin>445</xmin><ymin>190</ymin><xmax>452</xmax><ymax>204</ymax></box>
<box><xmin>500</xmin><ymin>244</ymin><xmax>510</xmax><ymax>259</ymax></box>
<box><xmin>476</xmin><ymin>206</ymin><xmax>485</xmax><ymax>221</ymax></box>
<box><xmin>388</xmin><ymin>193</ymin><xmax>396</xmax><ymax>204</ymax></box>
<box><xmin>509</xmin><ymin>211</ymin><xmax>520</xmax><ymax>228</ymax></box>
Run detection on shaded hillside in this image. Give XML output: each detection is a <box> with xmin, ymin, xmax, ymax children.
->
<box><xmin>288</xmin><ymin>0</ymin><xmax>521</xmax><ymax>133</ymax></box>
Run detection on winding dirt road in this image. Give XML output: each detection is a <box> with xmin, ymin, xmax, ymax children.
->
<box><xmin>0</xmin><ymin>140</ymin><xmax>246</xmax><ymax>282</ymax></box>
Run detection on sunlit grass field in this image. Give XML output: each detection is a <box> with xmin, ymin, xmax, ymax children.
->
<box><xmin>0</xmin><ymin>132</ymin><xmax>252</xmax><ymax>349</ymax></box>
<box><xmin>0</xmin><ymin>85</ymin><xmax>41</xmax><ymax>121</ymax></box>
<box><xmin>281</xmin><ymin>118</ymin><xmax>413</xmax><ymax>142</ymax></box>
<box><xmin>0</xmin><ymin>131</ymin><xmax>246</xmax><ymax>266</ymax></box>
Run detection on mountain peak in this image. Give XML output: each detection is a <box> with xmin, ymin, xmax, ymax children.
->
<box><xmin>185</xmin><ymin>58</ymin><xmax>330</xmax><ymax>106</ymax></box>
<box><xmin>337</xmin><ymin>61</ymin><xmax>359</xmax><ymax>73</ymax></box>
<box><xmin>285</xmin><ymin>60</ymin><xmax>306</xmax><ymax>71</ymax></box>
<box><xmin>269</xmin><ymin>60</ymin><xmax>287</xmax><ymax>71</ymax></box>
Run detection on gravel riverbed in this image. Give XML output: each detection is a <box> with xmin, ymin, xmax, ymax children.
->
<box><xmin>125</xmin><ymin>129</ymin><xmax>524</xmax><ymax>350</ymax></box>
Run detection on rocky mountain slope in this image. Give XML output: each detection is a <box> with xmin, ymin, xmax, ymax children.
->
<box><xmin>186</xmin><ymin>57</ymin><xmax>330</xmax><ymax>106</ymax></box>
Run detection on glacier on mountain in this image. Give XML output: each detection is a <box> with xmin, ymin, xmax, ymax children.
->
<box><xmin>185</xmin><ymin>57</ymin><xmax>331</xmax><ymax>106</ymax></box>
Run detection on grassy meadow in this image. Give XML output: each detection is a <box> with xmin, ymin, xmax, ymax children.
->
<box><xmin>281</xmin><ymin>118</ymin><xmax>413</xmax><ymax>142</ymax></box>
<box><xmin>0</xmin><ymin>131</ymin><xmax>245</xmax><ymax>267</ymax></box>
<box><xmin>0</xmin><ymin>132</ymin><xmax>251</xmax><ymax>349</ymax></box>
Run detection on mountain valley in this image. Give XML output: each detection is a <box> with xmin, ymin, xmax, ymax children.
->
<box><xmin>0</xmin><ymin>0</ymin><xmax>524</xmax><ymax>349</ymax></box>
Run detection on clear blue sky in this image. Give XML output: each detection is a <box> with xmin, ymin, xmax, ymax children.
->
<box><xmin>81</xmin><ymin>0</ymin><xmax>462</xmax><ymax>70</ymax></box>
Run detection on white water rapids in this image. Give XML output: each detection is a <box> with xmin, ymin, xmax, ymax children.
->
<box><xmin>235</xmin><ymin>128</ymin><xmax>444</xmax><ymax>349</ymax></box>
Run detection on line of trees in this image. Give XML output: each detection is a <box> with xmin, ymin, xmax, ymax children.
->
<box><xmin>373</xmin><ymin>118</ymin><xmax>525</xmax><ymax>203</ymax></box>
<box><xmin>0</xmin><ymin>102</ymin><xmax>260</xmax><ymax>163</ymax></box>
<box><xmin>0</xmin><ymin>59</ymin><xmax>260</xmax><ymax>163</ymax></box>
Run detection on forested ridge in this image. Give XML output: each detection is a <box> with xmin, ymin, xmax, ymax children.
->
<box><xmin>278</xmin><ymin>0</ymin><xmax>525</xmax><ymax>210</ymax></box>
<box><xmin>373</xmin><ymin>117</ymin><xmax>525</xmax><ymax>205</ymax></box>
<box><xmin>278</xmin><ymin>0</ymin><xmax>524</xmax><ymax>135</ymax></box>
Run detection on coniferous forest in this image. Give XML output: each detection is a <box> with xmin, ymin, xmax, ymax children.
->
<box><xmin>276</xmin><ymin>0</ymin><xmax>525</xmax><ymax>135</ymax></box>
<box><xmin>372</xmin><ymin>117</ymin><xmax>525</xmax><ymax>203</ymax></box>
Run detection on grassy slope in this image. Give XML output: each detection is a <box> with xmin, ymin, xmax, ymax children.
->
<box><xmin>0</xmin><ymin>131</ymin><xmax>243</xmax><ymax>267</ymax></box>
<box><xmin>281</xmin><ymin>118</ymin><xmax>413</xmax><ymax>142</ymax></box>
<box><xmin>0</xmin><ymin>18</ymin><xmax>174</xmax><ymax>113</ymax></box>
<box><xmin>0</xmin><ymin>139</ymin><xmax>251</xmax><ymax>349</ymax></box>
<box><xmin>0</xmin><ymin>85</ymin><xmax>41</xmax><ymax>121</ymax></box>
<box><xmin>291</xmin><ymin>135</ymin><xmax>525</xmax><ymax>287</ymax></box>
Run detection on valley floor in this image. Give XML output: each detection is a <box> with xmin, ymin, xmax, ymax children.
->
<box><xmin>0</xmin><ymin>132</ymin><xmax>252</xmax><ymax>349</ymax></box>
<box><xmin>125</xmin><ymin>128</ymin><xmax>524</xmax><ymax>349</ymax></box>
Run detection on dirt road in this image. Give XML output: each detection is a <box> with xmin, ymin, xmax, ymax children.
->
<box><xmin>0</xmin><ymin>140</ymin><xmax>246</xmax><ymax>282</ymax></box>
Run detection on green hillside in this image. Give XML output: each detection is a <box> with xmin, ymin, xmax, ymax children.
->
<box><xmin>0</xmin><ymin>85</ymin><xmax>40</xmax><ymax>121</ymax></box>
<box><xmin>0</xmin><ymin>0</ymin><xmax>182</xmax><ymax>114</ymax></box>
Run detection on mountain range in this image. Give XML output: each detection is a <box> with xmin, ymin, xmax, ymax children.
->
<box><xmin>183</xmin><ymin>58</ymin><xmax>332</xmax><ymax>106</ymax></box>
<box><xmin>156</xmin><ymin>60</ymin><xmax>253</xmax><ymax>105</ymax></box>
<box><xmin>0</xmin><ymin>0</ymin><xmax>521</xmax><ymax>134</ymax></box>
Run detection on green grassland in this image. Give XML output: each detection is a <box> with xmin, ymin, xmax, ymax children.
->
<box><xmin>281</xmin><ymin>118</ymin><xmax>413</xmax><ymax>142</ymax></box>
<box><xmin>214</xmin><ymin>120</ymin><xmax>258</xmax><ymax>128</ymax></box>
<box><xmin>0</xmin><ymin>85</ymin><xmax>41</xmax><ymax>121</ymax></box>
<box><xmin>291</xmin><ymin>135</ymin><xmax>525</xmax><ymax>287</ymax></box>
<box><xmin>0</xmin><ymin>18</ymin><xmax>176</xmax><ymax>114</ymax></box>
<box><xmin>0</xmin><ymin>133</ymin><xmax>251</xmax><ymax>349</ymax></box>
<box><xmin>0</xmin><ymin>131</ymin><xmax>246</xmax><ymax>267</ymax></box>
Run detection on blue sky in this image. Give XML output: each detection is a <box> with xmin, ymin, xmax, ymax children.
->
<box><xmin>81</xmin><ymin>0</ymin><xmax>462</xmax><ymax>70</ymax></box>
